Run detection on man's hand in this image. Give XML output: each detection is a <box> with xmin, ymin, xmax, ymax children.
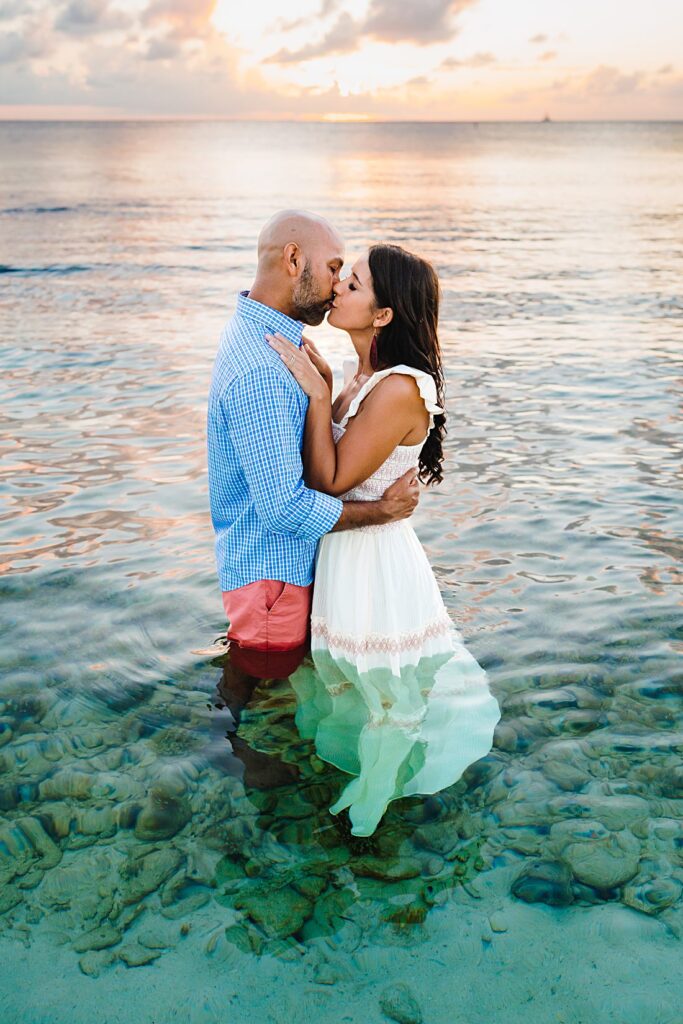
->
<box><xmin>379</xmin><ymin>469</ymin><xmax>420</xmax><ymax>522</ymax></box>
<box><xmin>331</xmin><ymin>469</ymin><xmax>420</xmax><ymax>532</ymax></box>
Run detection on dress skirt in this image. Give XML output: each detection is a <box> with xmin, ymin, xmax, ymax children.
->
<box><xmin>290</xmin><ymin>519</ymin><xmax>502</xmax><ymax>837</ymax></box>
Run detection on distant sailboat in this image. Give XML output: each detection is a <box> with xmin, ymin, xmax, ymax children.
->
<box><xmin>542</xmin><ymin>112</ymin><xmax>552</xmax><ymax>123</ymax></box>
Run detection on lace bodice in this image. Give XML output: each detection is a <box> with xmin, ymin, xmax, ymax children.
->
<box><xmin>332</xmin><ymin>361</ymin><xmax>444</xmax><ymax>502</ymax></box>
<box><xmin>331</xmin><ymin>422</ymin><xmax>422</xmax><ymax>500</ymax></box>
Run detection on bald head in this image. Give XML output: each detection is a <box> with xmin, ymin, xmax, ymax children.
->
<box><xmin>249</xmin><ymin>209</ymin><xmax>345</xmax><ymax>325</ymax></box>
<box><xmin>257</xmin><ymin>209</ymin><xmax>342</xmax><ymax>268</ymax></box>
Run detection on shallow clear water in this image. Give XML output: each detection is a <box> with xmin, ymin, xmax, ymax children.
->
<box><xmin>1</xmin><ymin>121</ymin><xmax>682</xmax><ymax>1023</ymax></box>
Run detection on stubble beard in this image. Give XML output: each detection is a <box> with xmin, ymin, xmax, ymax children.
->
<box><xmin>291</xmin><ymin>262</ymin><xmax>333</xmax><ymax>326</ymax></box>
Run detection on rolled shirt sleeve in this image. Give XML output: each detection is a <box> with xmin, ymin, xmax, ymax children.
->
<box><xmin>225</xmin><ymin>366</ymin><xmax>342</xmax><ymax>541</ymax></box>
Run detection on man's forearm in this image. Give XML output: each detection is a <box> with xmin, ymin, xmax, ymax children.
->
<box><xmin>330</xmin><ymin>499</ymin><xmax>390</xmax><ymax>532</ymax></box>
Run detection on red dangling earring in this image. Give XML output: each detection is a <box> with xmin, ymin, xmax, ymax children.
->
<box><xmin>369</xmin><ymin>332</ymin><xmax>379</xmax><ymax>370</ymax></box>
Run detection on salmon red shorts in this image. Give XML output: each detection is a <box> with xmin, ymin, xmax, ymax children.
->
<box><xmin>222</xmin><ymin>579</ymin><xmax>313</xmax><ymax>652</ymax></box>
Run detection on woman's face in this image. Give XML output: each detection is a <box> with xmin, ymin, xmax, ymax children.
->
<box><xmin>327</xmin><ymin>255</ymin><xmax>376</xmax><ymax>332</ymax></box>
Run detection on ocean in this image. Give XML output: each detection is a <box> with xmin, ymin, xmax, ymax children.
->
<box><xmin>1</xmin><ymin>120</ymin><xmax>682</xmax><ymax>1023</ymax></box>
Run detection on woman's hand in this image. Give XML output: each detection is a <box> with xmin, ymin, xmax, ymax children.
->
<box><xmin>266</xmin><ymin>332</ymin><xmax>329</xmax><ymax>402</ymax></box>
<box><xmin>302</xmin><ymin>336</ymin><xmax>333</xmax><ymax>394</ymax></box>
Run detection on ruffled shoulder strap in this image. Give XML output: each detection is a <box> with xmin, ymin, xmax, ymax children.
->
<box><xmin>339</xmin><ymin>364</ymin><xmax>444</xmax><ymax>428</ymax></box>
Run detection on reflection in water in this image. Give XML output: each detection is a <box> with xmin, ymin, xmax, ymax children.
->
<box><xmin>291</xmin><ymin>647</ymin><xmax>500</xmax><ymax>838</ymax></box>
<box><xmin>206</xmin><ymin>666</ymin><xmax>488</xmax><ymax>954</ymax></box>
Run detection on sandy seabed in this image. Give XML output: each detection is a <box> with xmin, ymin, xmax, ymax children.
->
<box><xmin>4</xmin><ymin>861</ymin><xmax>680</xmax><ymax>1024</ymax></box>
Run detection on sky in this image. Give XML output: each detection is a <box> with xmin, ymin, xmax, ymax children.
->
<box><xmin>0</xmin><ymin>0</ymin><xmax>681</xmax><ymax>120</ymax></box>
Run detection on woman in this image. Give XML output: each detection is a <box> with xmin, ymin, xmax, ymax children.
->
<box><xmin>266</xmin><ymin>243</ymin><xmax>501</xmax><ymax>837</ymax></box>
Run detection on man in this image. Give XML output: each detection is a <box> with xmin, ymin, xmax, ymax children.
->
<box><xmin>205</xmin><ymin>210</ymin><xmax>419</xmax><ymax>676</ymax></box>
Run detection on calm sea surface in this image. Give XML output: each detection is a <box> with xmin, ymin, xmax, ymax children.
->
<box><xmin>1</xmin><ymin>121</ymin><xmax>682</xmax><ymax>1023</ymax></box>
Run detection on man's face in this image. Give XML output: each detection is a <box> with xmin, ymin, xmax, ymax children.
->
<box><xmin>291</xmin><ymin>234</ymin><xmax>344</xmax><ymax>326</ymax></box>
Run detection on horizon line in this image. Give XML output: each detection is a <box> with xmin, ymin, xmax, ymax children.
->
<box><xmin>0</xmin><ymin>116</ymin><xmax>681</xmax><ymax>124</ymax></box>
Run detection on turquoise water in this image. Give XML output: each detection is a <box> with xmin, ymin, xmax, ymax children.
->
<box><xmin>1</xmin><ymin>121</ymin><xmax>682</xmax><ymax>1023</ymax></box>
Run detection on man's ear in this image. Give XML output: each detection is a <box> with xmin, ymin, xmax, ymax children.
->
<box><xmin>283</xmin><ymin>242</ymin><xmax>302</xmax><ymax>278</ymax></box>
<box><xmin>373</xmin><ymin>307</ymin><xmax>393</xmax><ymax>328</ymax></box>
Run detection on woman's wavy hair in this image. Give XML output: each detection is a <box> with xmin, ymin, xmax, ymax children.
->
<box><xmin>368</xmin><ymin>243</ymin><xmax>446</xmax><ymax>485</ymax></box>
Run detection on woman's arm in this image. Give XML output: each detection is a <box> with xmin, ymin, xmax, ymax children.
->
<box><xmin>302</xmin><ymin>390</ymin><xmax>339</xmax><ymax>491</ymax></box>
<box><xmin>266</xmin><ymin>332</ymin><xmax>425</xmax><ymax>497</ymax></box>
<box><xmin>319</xmin><ymin>375</ymin><xmax>425</xmax><ymax>495</ymax></box>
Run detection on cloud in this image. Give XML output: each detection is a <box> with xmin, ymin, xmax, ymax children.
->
<box><xmin>539</xmin><ymin>50</ymin><xmax>557</xmax><ymax>62</ymax></box>
<box><xmin>278</xmin><ymin>0</ymin><xmax>341</xmax><ymax>31</ymax></box>
<box><xmin>265</xmin><ymin>12</ymin><xmax>358</xmax><ymax>64</ymax></box>
<box><xmin>508</xmin><ymin>62</ymin><xmax>652</xmax><ymax>110</ymax></box>
<box><xmin>144</xmin><ymin>34</ymin><xmax>182</xmax><ymax>61</ymax></box>
<box><xmin>0</xmin><ymin>31</ymin><xmax>32</xmax><ymax>62</ymax></box>
<box><xmin>441</xmin><ymin>51</ymin><xmax>495</xmax><ymax>69</ymax></box>
<box><xmin>364</xmin><ymin>0</ymin><xmax>477</xmax><ymax>44</ymax></box>
<box><xmin>142</xmin><ymin>0</ymin><xmax>216</xmax><ymax>39</ymax></box>
<box><xmin>577</xmin><ymin>64</ymin><xmax>644</xmax><ymax>95</ymax></box>
<box><xmin>0</xmin><ymin>0</ymin><xmax>24</xmax><ymax>18</ymax></box>
<box><xmin>267</xmin><ymin>0</ymin><xmax>479</xmax><ymax>64</ymax></box>
<box><xmin>0</xmin><ymin>20</ymin><xmax>52</xmax><ymax>63</ymax></box>
<box><xmin>140</xmin><ymin>0</ymin><xmax>220</xmax><ymax>66</ymax></box>
<box><xmin>56</xmin><ymin>0</ymin><xmax>129</xmax><ymax>36</ymax></box>
<box><xmin>529</xmin><ymin>33</ymin><xmax>547</xmax><ymax>44</ymax></box>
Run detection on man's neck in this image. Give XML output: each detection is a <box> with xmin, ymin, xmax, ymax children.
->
<box><xmin>247</xmin><ymin>281</ymin><xmax>295</xmax><ymax>320</ymax></box>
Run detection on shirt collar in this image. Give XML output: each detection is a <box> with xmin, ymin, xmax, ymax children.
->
<box><xmin>237</xmin><ymin>290</ymin><xmax>303</xmax><ymax>348</ymax></box>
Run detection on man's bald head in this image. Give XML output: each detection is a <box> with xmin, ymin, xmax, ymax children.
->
<box><xmin>251</xmin><ymin>209</ymin><xmax>344</xmax><ymax>325</ymax></box>
<box><xmin>257</xmin><ymin>209</ymin><xmax>342</xmax><ymax>266</ymax></box>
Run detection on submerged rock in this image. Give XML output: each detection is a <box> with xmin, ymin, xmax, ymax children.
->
<box><xmin>119</xmin><ymin>847</ymin><xmax>183</xmax><ymax>905</ymax></box>
<box><xmin>73</xmin><ymin>923</ymin><xmax>122</xmax><ymax>953</ymax></box>
<box><xmin>541</xmin><ymin>759</ymin><xmax>591</xmax><ymax>791</ymax></box>
<box><xmin>39</xmin><ymin>768</ymin><xmax>94</xmax><ymax>801</ymax></box>
<box><xmin>159</xmin><ymin>889</ymin><xmax>211</xmax><ymax>919</ymax></box>
<box><xmin>0</xmin><ymin>885</ymin><xmax>22</xmax><ymax>914</ymax></box>
<box><xmin>351</xmin><ymin>856</ymin><xmax>421</xmax><ymax>881</ymax></box>
<box><xmin>224</xmin><ymin>922</ymin><xmax>264</xmax><ymax>956</ymax></box>
<box><xmin>119</xmin><ymin>942</ymin><xmax>162</xmax><ymax>967</ymax></box>
<box><xmin>150</xmin><ymin>726</ymin><xmax>202</xmax><ymax>757</ymax></box>
<box><xmin>622</xmin><ymin>876</ymin><xmax>682</xmax><ymax>915</ymax></box>
<box><xmin>0</xmin><ymin>816</ymin><xmax>62</xmax><ymax>887</ymax></box>
<box><xmin>511</xmin><ymin>859</ymin><xmax>574</xmax><ymax>906</ymax></box>
<box><xmin>78</xmin><ymin>950</ymin><xmax>116</xmax><ymax>978</ymax></box>
<box><xmin>548</xmin><ymin>793</ymin><xmax>650</xmax><ymax>831</ymax></box>
<box><xmin>561</xmin><ymin>831</ymin><xmax>640</xmax><ymax>889</ymax></box>
<box><xmin>379</xmin><ymin>982</ymin><xmax>423</xmax><ymax>1024</ymax></box>
<box><xmin>134</xmin><ymin>785</ymin><xmax>191</xmax><ymax>841</ymax></box>
<box><xmin>39</xmin><ymin>848</ymin><xmax>117</xmax><ymax>929</ymax></box>
<box><xmin>413</xmin><ymin>822</ymin><xmax>460</xmax><ymax>857</ymax></box>
<box><xmin>488</xmin><ymin>910</ymin><xmax>509</xmax><ymax>932</ymax></box>
<box><xmin>235</xmin><ymin>885</ymin><xmax>312</xmax><ymax>939</ymax></box>
<box><xmin>136</xmin><ymin>921</ymin><xmax>178</xmax><ymax>950</ymax></box>
<box><xmin>292</xmin><ymin>873</ymin><xmax>327</xmax><ymax>900</ymax></box>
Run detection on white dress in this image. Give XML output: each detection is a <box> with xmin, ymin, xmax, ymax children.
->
<box><xmin>290</xmin><ymin>362</ymin><xmax>501</xmax><ymax>836</ymax></box>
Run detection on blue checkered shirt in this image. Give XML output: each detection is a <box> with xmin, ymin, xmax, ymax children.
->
<box><xmin>207</xmin><ymin>291</ymin><xmax>343</xmax><ymax>592</ymax></box>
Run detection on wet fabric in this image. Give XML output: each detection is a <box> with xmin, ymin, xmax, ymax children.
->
<box><xmin>291</xmin><ymin>363</ymin><xmax>502</xmax><ymax>836</ymax></box>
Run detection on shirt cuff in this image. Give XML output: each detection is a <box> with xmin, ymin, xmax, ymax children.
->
<box><xmin>296</xmin><ymin>491</ymin><xmax>343</xmax><ymax>541</ymax></box>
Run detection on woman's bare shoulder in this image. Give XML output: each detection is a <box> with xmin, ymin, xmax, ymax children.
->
<box><xmin>361</xmin><ymin>372</ymin><xmax>425</xmax><ymax>411</ymax></box>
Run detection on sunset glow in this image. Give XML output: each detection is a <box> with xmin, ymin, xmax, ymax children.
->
<box><xmin>0</xmin><ymin>0</ymin><xmax>681</xmax><ymax>120</ymax></box>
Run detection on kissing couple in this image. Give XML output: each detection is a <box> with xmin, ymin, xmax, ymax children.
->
<box><xmin>205</xmin><ymin>210</ymin><xmax>500</xmax><ymax>837</ymax></box>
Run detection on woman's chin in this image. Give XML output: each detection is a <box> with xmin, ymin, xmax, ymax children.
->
<box><xmin>326</xmin><ymin>307</ymin><xmax>342</xmax><ymax>329</ymax></box>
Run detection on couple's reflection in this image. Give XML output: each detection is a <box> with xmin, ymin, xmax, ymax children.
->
<box><xmin>212</xmin><ymin>636</ymin><xmax>499</xmax><ymax>840</ymax></box>
<box><xmin>212</xmin><ymin>641</ymin><xmax>308</xmax><ymax>790</ymax></box>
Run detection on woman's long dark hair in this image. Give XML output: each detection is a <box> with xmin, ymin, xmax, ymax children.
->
<box><xmin>368</xmin><ymin>243</ymin><xmax>446</xmax><ymax>485</ymax></box>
